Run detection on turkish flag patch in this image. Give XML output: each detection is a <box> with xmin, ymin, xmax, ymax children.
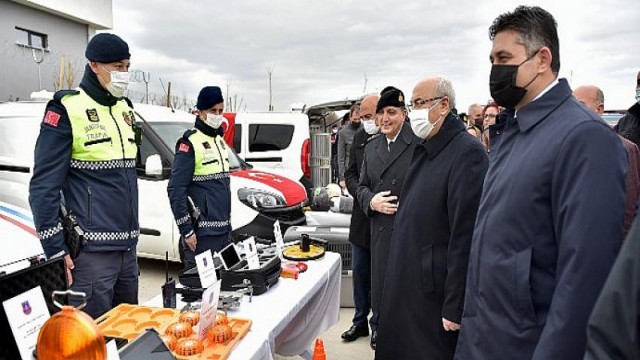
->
<box><xmin>179</xmin><ymin>143</ymin><xmax>190</xmax><ymax>153</ymax></box>
<box><xmin>44</xmin><ymin>110</ymin><xmax>61</xmax><ymax>127</ymax></box>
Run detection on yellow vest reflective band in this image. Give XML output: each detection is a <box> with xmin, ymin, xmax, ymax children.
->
<box><xmin>189</xmin><ymin>130</ymin><xmax>229</xmax><ymax>180</ymax></box>
<box><xmin>62</xmin><ymin>90</ymin><xmax>137</xmax><ymax>167</ymax></box>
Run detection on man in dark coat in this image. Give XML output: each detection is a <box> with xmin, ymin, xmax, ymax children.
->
<box><xmin>455</xmin><ymin>6</ymin><xmax>627</xmax><ymax>360</ymax></box>
<box><xmin>584</xmin><ymin>210</ymin><xmax>640</xmax><ymax>359</ymax></box>
<box><xmin>375</xmin><ymin>77</ymin><xmax>488</xmax><ymax>360</ymax></box>
<box><xmin>341</xmin><ymin>94</ymin><xmax>380</xmax><ymax>342</ymax></box>
<box><xmin>614</xmin><ymin>70</ymin><xmax>640</xmax><ymax>148</ymax></box>
<box><xmin>357</xmin><ymin>87</ymin><xmax>419</xmax><ymax>350</ymax></box>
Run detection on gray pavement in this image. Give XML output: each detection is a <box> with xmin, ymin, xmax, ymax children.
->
<box><xmin>138</xmin><ymin>258</ymin><xmax>374</xmax><ymax>360</ymax></box>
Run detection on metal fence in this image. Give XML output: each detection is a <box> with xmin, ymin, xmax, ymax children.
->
<box><xmin>310</xmin><ymin>133</ymin><xmax>331</xmax><ymax>188</ymax></box>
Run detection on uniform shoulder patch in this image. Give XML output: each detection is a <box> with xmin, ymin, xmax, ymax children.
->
<box><xmin>44</xmin><ymin>110</ymin><xmax>61</xmax><ymax>127</ymax></box>
<box><xmin>179</xmin><ymin>143</ymin><xmax>190</xmax><ymax>153</ymax></box>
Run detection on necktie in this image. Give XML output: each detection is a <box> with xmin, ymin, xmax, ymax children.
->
<box><xmin>388</xmin><ymin>141</ymin><xmax>394</xmax><ymax>153</ymax></box>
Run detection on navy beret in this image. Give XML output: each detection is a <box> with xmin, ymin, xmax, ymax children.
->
<box><xmin>376</xmin><ymin>86</ymin><xmax>405</xmax><ymax>113</ymax></box>
<box><xmin>196</xmin><ymin>86</ymin><xmax>224</xmax><ymax>110</ymax></box>
<box><xmin>85</xmin><ymin>33</ymin><xmax>130</xmax><ymax>63</ymax></box>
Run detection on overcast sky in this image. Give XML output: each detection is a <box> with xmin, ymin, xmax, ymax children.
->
<box><xmin>111</xmin><ymin>0</ymin><xmax>640</xmax><ymax>112</ymax></box>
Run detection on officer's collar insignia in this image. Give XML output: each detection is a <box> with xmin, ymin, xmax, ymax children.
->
<box><xmin>86</xmin><ymin>109</ymin><xmax>99</xmax><ymax>122</ymax></box>
<box><xmin>122</xmin><ymin>111</ymin><xmax>132</xmax><ymax>126</ymax></box>
<box><xmin>203</xmin><ymin>141</ymin><xmax>211</xmax><ymax>149</ymax></box>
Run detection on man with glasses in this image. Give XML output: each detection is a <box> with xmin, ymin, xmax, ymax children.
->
<box><xmin>356</xmin><ymin>87</ymin><xmax>419</xmax><ymax>350</ymax></box>
<box><xmin>341</xmin><ymin>94</ymin><xmax>380</xmax><ymax>344</ymax></box>
<box><xmin>455</xmin><ymin>6</ymin><xmax>627</xmax><ymax>359</ymax></box>
<box><xmin>375</xmin><ymin>77</ymin><xmax>488</xmax><ymax>360</ymax></box>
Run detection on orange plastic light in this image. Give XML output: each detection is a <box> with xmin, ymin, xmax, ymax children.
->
<box><xmin>159</xmin><ymin>334</ymin><xmax>178</xmax><ymax>351</ymax></box>
<box><xmin>36</xmin><ymin>306</ymin><xmax>106</xmax><ymax>360</ymax></box>
<box><xmin>215</xmin><ymin>313</ymin><xmax>229</xmax><ymax>326</ymax></box>
<box><xmin>175</xmin><ymin>337</ymin><xmax>204</xmax><ymax>356</ymax></box>
<box><xmin>165</xmin><ymin>322</ymin><xmax>193</xmax><ymax>339</ymax></box>
<box><xmin>179</xmin><ymin>310</ymin><xmax>201</xmax><ymax>327</ymax></box>
<box><xmin>208</xmin><ymin>324</ymin><xmax>233</xmax><ymax>344</ymax></box>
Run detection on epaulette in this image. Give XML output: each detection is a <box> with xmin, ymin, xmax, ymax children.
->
<box><xmin>123</xmin><ymin>97</ymin><xmax>134</xmax><ymax>109</ymax></box>
<box><xmin>181</xmin><ymin>129</ymin><xmax>197</xmax><ymax>141</ymax></box>
<box><xmin>51</xmin><ymin>89</ymin><xmax>80</xmax><ymax>103</ymax></box>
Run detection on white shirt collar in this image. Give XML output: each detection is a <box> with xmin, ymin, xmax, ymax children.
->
<box><xmin>515</xmin><ymin>78</ymin><xmax>559</xmax><ymax>117</ymax></box>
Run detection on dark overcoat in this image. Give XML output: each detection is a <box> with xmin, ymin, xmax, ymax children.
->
<box><xmin>345</xmin><ymin>127</ymin><xmax>378</xmax><ymax>248</ymax></box>
<box><xmin>375</xmin><ymin>114</ymin><xmax>488</xmax><ymax>360</ymax></box>
<box><xmin>455</xmin><ymin>79</ymin><xmax>627</xmax><ymax>360</ymax></box>
<box><xmin>356</xmin><ymin>122</ymin><xmax>419</xmax><ymax>314</ymax></box>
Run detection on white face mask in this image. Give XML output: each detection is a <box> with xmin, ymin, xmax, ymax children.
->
<box><xmin>204</xmin><ymin>113</ymin><xmax>224</xmax><ymax>129</ymax></box>
<box><xmin>636</xmin><ymin>88</ymin><xmax>640</xmax><ymax>103</ymax></box>
<box><xmin>363</xmin><ymin>119</ymin><xmax>378</xmax><ymax>135</ymax></box>
<box><xmin>410</xmin><ymin>100</ymin><xmax>443</xmax><ymax>138</ymax></box>
<box><xmin>102</xmin><ymin>66</ymin><xmax>129</xmax><ymax>98</ymax></box>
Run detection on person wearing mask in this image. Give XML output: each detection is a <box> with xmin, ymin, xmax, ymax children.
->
<box><xmin>338</xmin><ymin>105</ymin><xmax>361</xmax><ymax>191</ymax></box>
<box><xmin>168</xmin><ymin>86</ymin><xmax>231</xmax><ymax>269</ymax></box>
<box><xmin>455</xmin><ymin>6</ymin><xmax>626</xmax><ymax>359</ymax></box>
<box><xmin>29</xmin><ymin>33</ymin><xmax>139</xmax><ymax>319</ymax></box>
<box><xmin>466</xmin><ymin>103</ymin><xmax>484</xmax><ymax>141</ymax></box>
<box><xmin>375</xmin><ymin>77</ymin><xmax>488</xmax><ymax>360</ymax></box>
<box><xmin>341</xmin><ymin>94</ymin><xmax>380</xmax><ymax>343</ymax></box>
<box><xmin>357</xmin><ymin>86</ymin><xmax>419</xmax><ymax>350</ymax></box>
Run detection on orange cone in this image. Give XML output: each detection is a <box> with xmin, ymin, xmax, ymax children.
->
<box><xmin>312</xmin><ymin>338</ymin><xmax>326</xmax><ymax>360</ymax></box>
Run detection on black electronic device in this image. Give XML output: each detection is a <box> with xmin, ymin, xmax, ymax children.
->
<box><xmin>161</xmin><ymin>252</ymin><xmax>176</xmax><ymax>309</ymax></box>
<box><xmin>219</xmin><ymin>243</ymin><xmax>241</xmax><ymax>270</ymax></box>
<box><xmin>119</xmin><ymin>328</ymin><xmax>176</xmax><ymax>360</ymax></box>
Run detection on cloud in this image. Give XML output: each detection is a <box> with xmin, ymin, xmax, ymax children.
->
<box><xmin>112</xmin><ymin>0</ymin><xmax>640</xmax><ymax>111</ymax></box>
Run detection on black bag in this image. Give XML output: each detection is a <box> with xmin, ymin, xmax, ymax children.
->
<box><xmin>219</xmin><ymin>254</ymin><xmax>281</xmax><ymax>295</ymax></box>
<box><xmin>178</xmin><ymin>253</ymin><xmax>281</xmax><ymax>296</ymax></box>
<box><xmin>0</xmin><ymin>257</ymin><xmax>68</xmax><ymax>360</ymax></box>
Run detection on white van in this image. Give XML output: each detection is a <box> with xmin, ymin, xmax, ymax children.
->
<box><xmin>226</xmin><ymin>112</ymin><xmax>312</xmax><ymax>195</ymax></box>
<box><xmin>0</xmin><ymin>99</ymin><xmax>307</xmax><ymax>263</ymax></box>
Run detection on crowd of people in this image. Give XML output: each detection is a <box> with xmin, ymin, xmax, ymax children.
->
<box><xmin>338</xmin><ymin>5</ymin><xmax>640</xmax><ymax>360</ymax></box>
<box><xmin>24</xmin><ymin>3</ymin><xmax>640</xmax><ymax>359</ymax></box>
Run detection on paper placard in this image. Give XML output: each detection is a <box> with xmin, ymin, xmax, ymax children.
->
<box><xmin>243</xmin><ymin>237</ymin><xmax>260</xmax><ymax>270</ymax></box>
<box><xmin>198</xmin><ymin>280</ymin><xmax>221</xmax><ymax>341</ymax></box>
<box><xmin>195</xmin><ymin>250</ymin><xmax>217</xmax><ymax>289</ymax></box>
<box><xmin>2</xmin><ymin>286</ymin><xmax>50</xmax><ymax>360</ymax></box>
<box><xmin>273</xmin><ymin>220</ymin><xmax>285</xmax><ymax>258</ymax></box>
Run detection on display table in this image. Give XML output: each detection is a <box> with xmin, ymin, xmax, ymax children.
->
<box><xmin>145</xmin><ymin>252</ymin><xmax>342</xmax><ymax>360</ymax></box>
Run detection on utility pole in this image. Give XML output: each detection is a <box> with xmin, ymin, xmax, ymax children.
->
<box><xmin>267</xmin><ymin>65</ymin><xmax>275</xmax><ymax>111</ymax></box>
<box><xmin>363</xmin><ymin>73</ymin><xmax>368</xmax><ymax>93</ymax></box>
<box><xmin>32</xmin><ymin>48</ymin><xmax>45</xmax><ymax>90</ymax></box>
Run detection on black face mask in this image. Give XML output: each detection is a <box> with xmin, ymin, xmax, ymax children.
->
<box><xmin>489</xmin><ymin>52</ymin><xmax>540</xmax><ymax>109</ymax></box>
<box><xmin>474</xmin><ymin>117</ymin><xmax>484</xmax><ymax>129</ymax></box>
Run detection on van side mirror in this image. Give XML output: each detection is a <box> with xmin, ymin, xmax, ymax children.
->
<box><xmin>145</xmin><ymin>154</ymin><xmax>163</xmax><ymax>176</ymax></box>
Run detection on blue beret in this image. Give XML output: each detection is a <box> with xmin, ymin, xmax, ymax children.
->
<box><xmin>85</xmin><ymin>33</ymin><xmax>130</xmax><ymax>63</ymax></box>
<box><xmin>196</xmin><ymin>86</ymin><xmax>224</xmax><ymax>110</ymax></box>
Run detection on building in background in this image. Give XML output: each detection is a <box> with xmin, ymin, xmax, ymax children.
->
<box><xmin>0</xmin><ymin>0</ymin><xmax>112</xmax><ymax>101</ymax></box>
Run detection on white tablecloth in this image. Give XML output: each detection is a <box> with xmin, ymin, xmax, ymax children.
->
<box><xmin>145</xmin><ymin>252</ymin><xmax>342</xmax><ymax>360</ymax></box>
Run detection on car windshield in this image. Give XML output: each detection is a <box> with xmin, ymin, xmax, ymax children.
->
<box><xmin>147</xmin><ymin>122</ymin><xmax>245</xmax><ymax>170</ymax></box>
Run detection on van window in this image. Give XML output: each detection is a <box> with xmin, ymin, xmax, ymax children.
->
<box><xmin>234</xmin><ymin>124</ymin><xmax>242</xmax><ymax>153</ymax></box>
<box><xmin>248</xmin><ymin>124</ymin><xmax>294</xmax><ymax>152</ymax></box>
